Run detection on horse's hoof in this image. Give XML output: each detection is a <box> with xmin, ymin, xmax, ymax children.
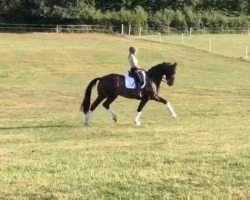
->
<box><xmin>113</xmin><ymin>118</ymin><xmax>117</xmax><ymax>122</ymax></box>
<box><xmin>84</xmin><ymin>122</ymin><xmax>89</xmax><ymax>126</ymax></box>
<box><xmin>134</xmin><ymin>120</ymin><xmax>141</xmax><ymax>126</ymax></box>
<box><xmin>172</xmin><ymin>114</ymin><xmax>177</xmax><ymax>118</ymax></box>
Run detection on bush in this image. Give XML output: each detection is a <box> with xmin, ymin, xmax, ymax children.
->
<box><xmin>171</xmin><ymin>10</ymin><xmax>187</xmax><ymax>31</ymax></box>
<box><xmin>1</xmin><ymin>1</ymin><xmax>249</xmax><ymax>34</ymax></box>
<box><xmin>148</xmin><ymin>9</ymin><xmax>174</xmax><ymax>33</ymax></box>
<box><xmin>184</xmin><ymin>7</ymin><xmax>202</xmax><ymax>29</ymax></box>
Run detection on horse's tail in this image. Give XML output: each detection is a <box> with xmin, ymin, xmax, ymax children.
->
<box><xmin>80</xmin><ymin>78</ymin><xmax>101</xmax><ymax>114</ymax></box>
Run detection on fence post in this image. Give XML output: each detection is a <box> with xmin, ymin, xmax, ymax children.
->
<box><xmin>121</xmin><ymin>24</ymin><xmax>124</xmax><ymax>35</ymax></box>
<box><xmin>181</xmin><ymin>33</ymin><xmax>184</xmax><ymax>45</ymax></box>
<box><xmin>128</xmin><ymin>24</ymin><xmax>131</xmax><ymax>36</ymax></box>
<box><xmin>189</xmin><ymin>27</ymin><xmax>192</xmax><ymax>36</ymax></box>
<box><xmin>138</xmin><ymin>27</ymin><xmax>142</xmax><ymax>38</ymax></box>
<box><xmin>246</xmin><ymin>45</ymin><xmax>248</xmax><ymax>60</ymax></box>
<box><xmin>209</xmin><ymin>39</ymin><xmax>212</xmax><ymax>52</ymax></box>
<box><xmin>158</xmin><ymin>33</ymin><xmax>162</xmax><ymax>42</ymax></box>
<box><xmin>56</xmin><ymin>25</ymin><xmax>59</xmax><ymax>34</ymax></box>
<box><xmin>248</xmin><ymin>26</ymin><xmax>250</xmax><ymax>35</ymax></box>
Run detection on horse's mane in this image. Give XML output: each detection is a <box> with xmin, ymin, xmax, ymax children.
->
<box><xmin>147</xmin><ymin>62</ymin><xmax>173</xmax><ymax>73</ymax></box>
<box><xmin>148</xmin><ymin>62</ymin><xmax>173</xmax><ymax>73</ymax></box>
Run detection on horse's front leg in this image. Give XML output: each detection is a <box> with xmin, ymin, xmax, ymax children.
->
<box><xmin>134</xmin><ymin>98</ymin><xmax>149</xmax><ymax>125</ymax></box>
<box><xmin>152</xmin><ymin>96</ymin><xmax>177</xmax><ymax>118</ymax></box>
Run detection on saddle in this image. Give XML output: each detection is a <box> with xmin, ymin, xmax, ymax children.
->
<box><xmin>124</xmin><ymin>70</ymin><xmax>146</xmax><ymax>89</ymax></box>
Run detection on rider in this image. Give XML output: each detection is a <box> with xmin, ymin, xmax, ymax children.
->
<box><xmin>128</xmin><ymin>46</ymin><xmax>142</xmax><ymax>97</ymax></box>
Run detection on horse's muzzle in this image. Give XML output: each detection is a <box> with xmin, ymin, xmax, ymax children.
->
<box><xmin>167</xmin><ymin>80</ymin><xmax>174</xmax><ymax>86</ymax></box>
<box><xmin>167</xmin><ymin>78</ymin><xmax>174</xmax><ymax>86</ymax></box>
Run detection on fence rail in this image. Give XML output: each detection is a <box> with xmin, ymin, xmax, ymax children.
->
<box><xmin>0</xmin><ymin>23</ymin><xmax>249</xmax><ymax>35</ymax></box>
<box><xmin>0</xmin><ymin>23</ymin><xmax>118</xmax><ymax>33</ymax></box>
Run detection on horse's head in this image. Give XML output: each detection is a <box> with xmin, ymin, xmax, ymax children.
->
<box><xmin>147</xmin><ymin>62</ymin><xmax>177</xmax><ymax>88</ymax></box>
<box><xmin>162</xmin><ymin>62</ymin><xmax>177</xmax><ymax>86</ymax></box>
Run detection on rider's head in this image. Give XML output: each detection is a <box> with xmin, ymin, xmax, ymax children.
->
<box><xmin>129</xmin><ymin>46</ymin><xmax>137</xmax><ymax>54</ymax></box>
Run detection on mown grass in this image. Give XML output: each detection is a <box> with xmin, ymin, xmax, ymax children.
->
<box><xmin>0</xmin><ymin>33</ymin><xmax>249</xmax><ymax>199</ymax></box>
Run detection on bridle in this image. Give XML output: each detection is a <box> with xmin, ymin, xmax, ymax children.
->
<box><xmin>161</xmin><ymin>75</ymin><xmax>175</xmax><ymax>85</ymax></box>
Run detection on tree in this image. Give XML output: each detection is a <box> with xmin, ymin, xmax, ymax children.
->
<box><xmin>0</xmin><ymin>0</ymin><xmax>22</xmax><ymax>22</ymax></box>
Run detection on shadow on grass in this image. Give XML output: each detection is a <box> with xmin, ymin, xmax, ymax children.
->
<box><xmin>0</xmin><ymin>124</ymin><xmax>74</xmax><ymax>130</ymax></box>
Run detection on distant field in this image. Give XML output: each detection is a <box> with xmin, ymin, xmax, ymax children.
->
<box><xmin>0</xmin><ymin>33</ymin><xmax>249</xmax><ymax>199</ymax></box>
<box><xmin>142</xmin><ymin>34</ymin><xmax>250</xmax><ymax>59</ymax></box>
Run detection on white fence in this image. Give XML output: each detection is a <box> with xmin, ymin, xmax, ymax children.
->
<box><xmin>0</xmin><ymin>23</ymin><xmax>118</xmax><ymax>33</ymax></box>
<box><xmin>140</xmin><ymin>33</ymin><xmax>249</xmax><ymax>60</ymax></box>
<box><xmin>144</xmin><ymin>26</ymin><xmax>250</xmax><ymax>35</ymax></box>
<box><xmin>0</xmin><ymin>23</ymin><xmax>249</xmax><ymax>35</ymax></box>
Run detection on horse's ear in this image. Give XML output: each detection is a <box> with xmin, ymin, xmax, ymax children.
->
<box><xmin>173</xmin><ymin>62</ymin><xmax>177</xmax><ymax>68</ymax></box>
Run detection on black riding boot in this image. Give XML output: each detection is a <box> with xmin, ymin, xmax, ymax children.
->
<box><xmin>135</xmin><ymin>82</ymin><xmax>142</xmax><ymax>97</ymax></box>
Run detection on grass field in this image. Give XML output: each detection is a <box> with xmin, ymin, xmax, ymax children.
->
<box><xmin>0</xmin><ymin>33</ymin><xmax>249</xmax><ymax>199</ymax></box>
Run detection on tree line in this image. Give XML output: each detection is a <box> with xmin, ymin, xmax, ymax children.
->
<box><xmin>0</xmin><ymin>0</ymin><xmax>249</xmax><ymax>32</ymax></box>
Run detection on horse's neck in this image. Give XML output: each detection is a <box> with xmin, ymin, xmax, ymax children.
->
<box><xmin>146</xmin><ymin>69</ymin><xmax>164</xmax><ymax>89</ymax></box>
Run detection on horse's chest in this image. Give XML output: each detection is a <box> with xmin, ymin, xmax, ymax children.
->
<box><xmin>146</xmin><ymin>81</ymin><xmax>157</xmax><ymax>95</ymax></box>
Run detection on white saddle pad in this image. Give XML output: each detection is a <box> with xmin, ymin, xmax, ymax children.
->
<box><xmin>124</xmin><ymin>74</ymin><xmax>136</xmax><ymax>89</ymax></box>
<box><xmin>124</xmin><ymin>71</ymin><xmax>146</xmax><ymax>89</ymax></box>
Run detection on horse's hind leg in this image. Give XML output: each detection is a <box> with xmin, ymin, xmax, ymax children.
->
<box><xmin>102</xmin><ymin>95</ymin><xmax>118</xmax><ymax>122</ymax></box>
<box><xmin>85</xmin><ymin>95</ymin><xmax>105</xmax><ymax>125</ymax></box>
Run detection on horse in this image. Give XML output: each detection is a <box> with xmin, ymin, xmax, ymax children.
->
<box><xmin>80</xmin><ymin>62</ymin><xmax>177</xmax><ymax>125</ymax></box>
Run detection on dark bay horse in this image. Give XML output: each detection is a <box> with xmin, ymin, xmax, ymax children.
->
<box><xmin>81</xmin><ymin>62</ymin><xmax>177</xmax><ymax>125</ymax></box>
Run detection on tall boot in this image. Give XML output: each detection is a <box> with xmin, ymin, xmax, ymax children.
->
<box><xmin>135</xmin><ymin>82</ymin><xmax>142</xmax><ymax>97</ymax></box>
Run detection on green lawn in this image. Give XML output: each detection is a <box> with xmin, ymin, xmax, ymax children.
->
<box><xmin>0</xmin><ymin>33</ymin><xmax>249</xmax><ymax>199</ymax></box>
